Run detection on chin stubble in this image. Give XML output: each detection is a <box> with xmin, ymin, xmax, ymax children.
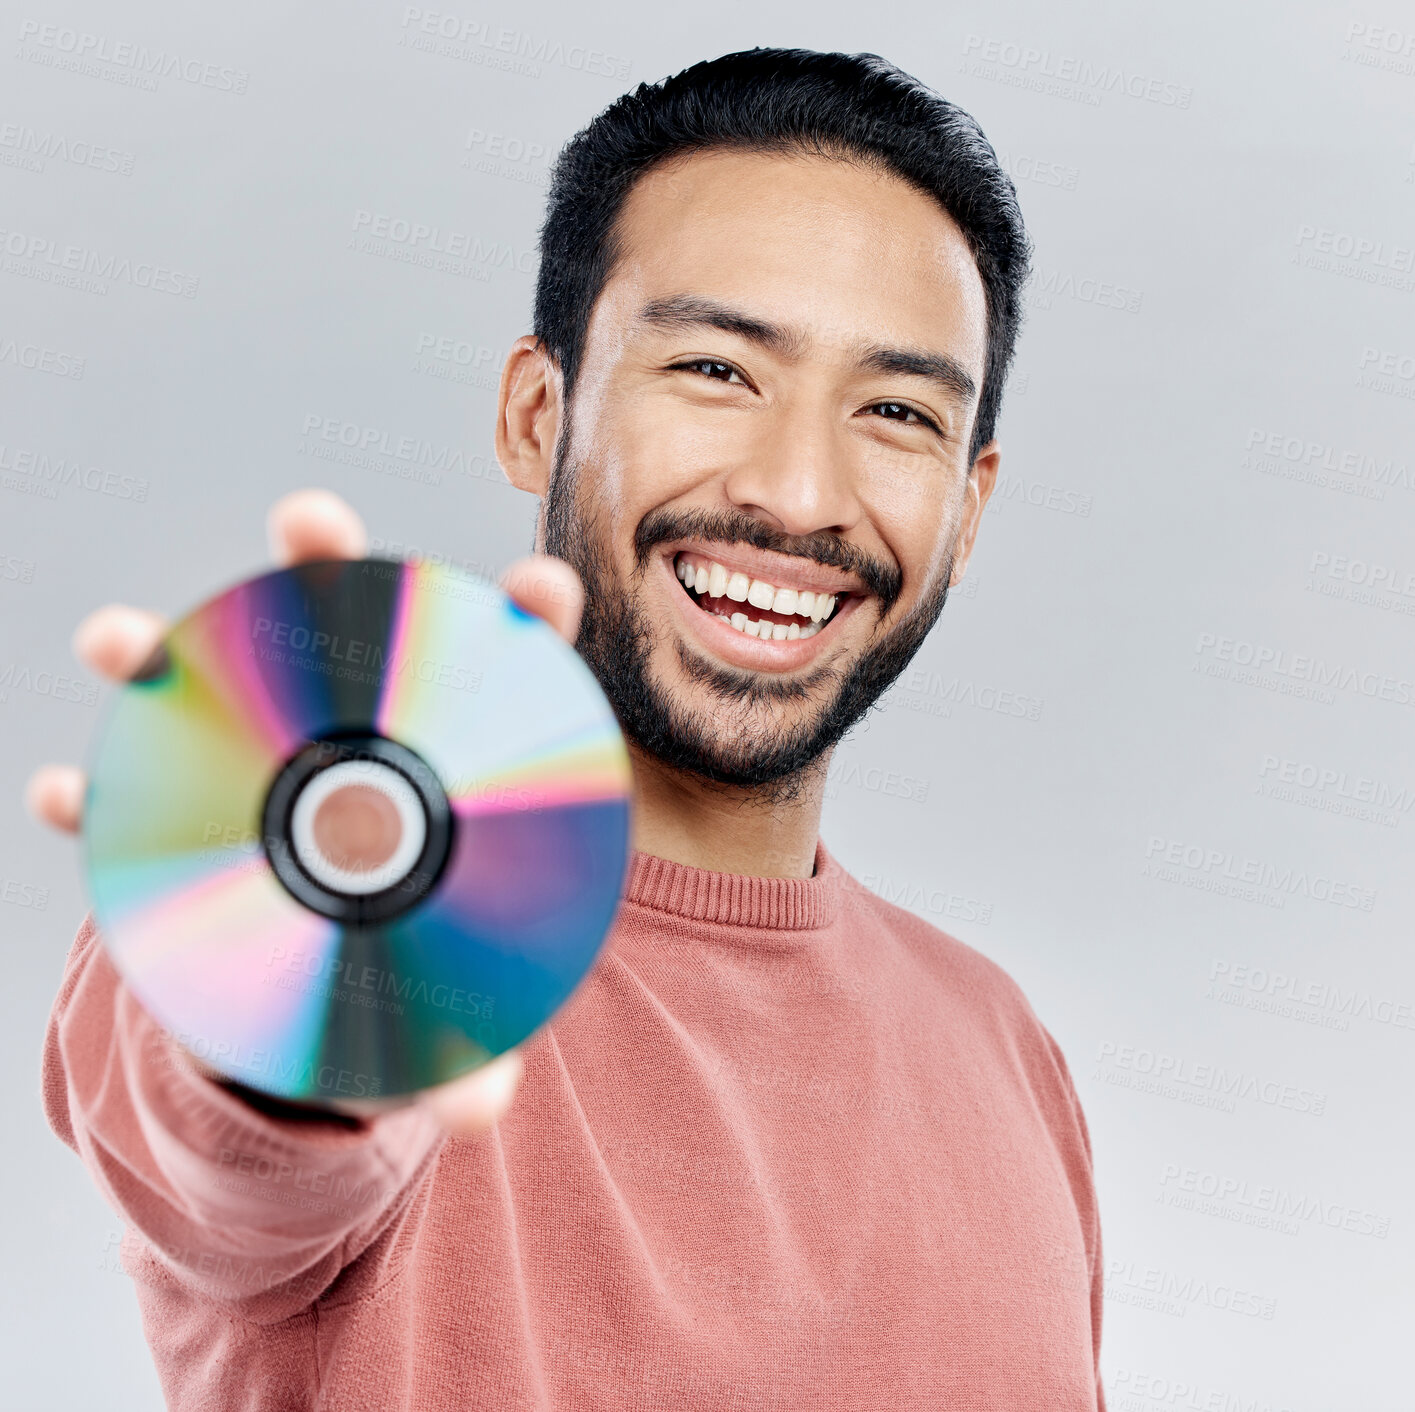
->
<box><xmin>541</xmin><ymin>442</ymin><xmax>954</xmax><ymax>799</ymax></box>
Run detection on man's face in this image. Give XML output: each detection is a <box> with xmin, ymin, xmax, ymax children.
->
<box><xmin>538</xmin><ymin>148</ymin><xmax>994</xmax><ymax>797</ymax></box>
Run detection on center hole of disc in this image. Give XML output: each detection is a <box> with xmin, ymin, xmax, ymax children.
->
<box><xmin>311</xmin><ymin>783</ymin><xmax>402</xmax><ymax>873</ymax></box>
<box><xmin>287</xmin><ymin>757</ymin><xmax>429</xmax><ymax>897</ymax></box>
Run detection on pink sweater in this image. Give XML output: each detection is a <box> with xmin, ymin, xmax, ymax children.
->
<box><xmin>44</xmin><ymin>840</ymin><xmax>1105</xmax><ymax>1409</ymax></box>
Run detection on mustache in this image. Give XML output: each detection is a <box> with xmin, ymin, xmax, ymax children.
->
<box><xmin>633</xmin><ymin>506</ymin><xmax>903</xmax><ymax>611</ymax></box>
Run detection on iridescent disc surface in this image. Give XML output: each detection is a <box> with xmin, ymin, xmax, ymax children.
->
<box><xmin>82</xmin><ymin>558</ymin><xmax>633</xmax><ymax>1103</ymax></box>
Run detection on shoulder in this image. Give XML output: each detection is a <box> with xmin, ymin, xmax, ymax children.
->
<box><xmin>839</xmin><ymin>871</ymin><xmax>1031</xmax><ymax>1014</ymax></box>
<box><xmin>836</xmin><ymin>871</ymin><xmax>1083</xmax><ymax>1102</ymax></box>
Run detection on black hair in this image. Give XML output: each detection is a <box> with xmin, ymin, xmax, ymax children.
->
<box><xmin>532</xmin><ymin>46</ymin><xmax>1031</xmax><ymax>465</ymax></box>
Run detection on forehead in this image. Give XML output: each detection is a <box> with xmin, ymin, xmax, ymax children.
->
<box><xmin>596</xmin><ymin>147</ymin><xmax>988</xmax><ymax>373</ymax></box>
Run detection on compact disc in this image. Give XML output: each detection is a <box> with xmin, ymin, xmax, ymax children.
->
<box><xmin>81</xmin><ymin>557</ymin><xmax>633</xmax><ymax>1104</ymax></box>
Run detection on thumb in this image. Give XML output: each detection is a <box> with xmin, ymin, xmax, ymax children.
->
<box><xmin>498</xmin><ymin>555</ymin><xmax>583</xmax><ymax>645</ymax></box>
<box><xmin>417</xmin><ymin>1048</ymin><xmax>525</xmax><ymax>1137</ymax></box>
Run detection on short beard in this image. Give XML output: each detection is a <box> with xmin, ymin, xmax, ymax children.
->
<box><xmin>540</xmin><ymin>427</ymin><xmax>955</xmax><ymax>802</ymax></box>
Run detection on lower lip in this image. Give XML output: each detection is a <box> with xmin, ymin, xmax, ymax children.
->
<box><xmin>656</xmin><ymin>552</ymin><xmax>862</xmax><ymax>672</ymax></box>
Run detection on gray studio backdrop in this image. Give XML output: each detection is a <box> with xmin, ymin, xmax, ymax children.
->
<box><xmin>2</xmin><ymin>2</ymin><xmax>1411</xmax><ymax>1407</ymax></box>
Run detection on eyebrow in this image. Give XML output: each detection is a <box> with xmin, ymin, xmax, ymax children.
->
<box><xmin>638</xmin><ymin>293</ymin><xmax>977</xmax><ymax>406</ymax></box>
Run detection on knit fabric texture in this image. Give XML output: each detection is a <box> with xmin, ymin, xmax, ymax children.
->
<box><xmin>43</xmin><ymin>839</ymin><xmax>1105</xmax><ymax>1409</ymax></box>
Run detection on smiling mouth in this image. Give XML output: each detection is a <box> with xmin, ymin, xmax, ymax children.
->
<box><xmin>672</xmin><ymin>550</ymin><xmax>850</xmax><ymax>641</ymax></box>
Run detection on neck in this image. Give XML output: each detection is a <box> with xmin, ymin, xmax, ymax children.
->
<box><xmin>625</xmin><ymin>743</ymin><xmax>831</xmax><ymax>880</ymax></box>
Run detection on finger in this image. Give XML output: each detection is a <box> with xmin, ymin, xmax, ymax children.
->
<box><xmin>72</xmin><ymin>605</ymin><xmax>169</xmax><ymax>682</ymax></box>
<box><xmin>417</xmin><ymin>1048</ymin><xmax>524</xmax><ymax>1137</ymax></box>
<box><xmin>499</xmin><ymin>555</ymin><xmax>584</xmax><ymax>645</ymax></box>
<box><xmin>267</xmin><ymin>488</ymin><xmax>368</xmax><ymax>567</ymax></box>
<box><xmin>24</xmin><ymin>764</ymin><xmax>85</xmax><ymax>834</ymax></box>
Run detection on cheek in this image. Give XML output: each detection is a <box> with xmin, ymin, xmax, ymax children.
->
<box><xmin>595</xmin><ymin>396</ymin><xmax>752</xmax><ymax>511</ymax></box>
<box><xmin>858</xmin><ymin>435</ymin><xmax>964</xmax><ymax>513</ymax></box>
<box><xmin>864</xmin><ymin>479</ymin><xmax>962</xmax><ymax>599</ymax></box>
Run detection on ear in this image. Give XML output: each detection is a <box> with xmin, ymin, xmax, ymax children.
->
<box><xmin>949</xmin><ymin>439</ymin><xmax>999</xmax><ymax>587</ymax></box>
<box><xmin>495</xmin><ymin>335</ymin><xmax>562</xmax><ymax>498</ymax></box>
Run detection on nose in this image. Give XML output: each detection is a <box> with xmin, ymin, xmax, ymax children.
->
<box><xmin>719</xmin><ymin>390</ymin><xmax>864</xmax><ymax>539</ymax></box>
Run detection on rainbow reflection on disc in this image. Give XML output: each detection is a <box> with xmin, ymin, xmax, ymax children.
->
<box><xmin>81</xmin><ymin>557</ymin><xmax>633</xmax><ymax>1104</ymax></box>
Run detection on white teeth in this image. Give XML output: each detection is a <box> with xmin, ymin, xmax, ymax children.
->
<box><xmin>675</xmin><ymin>554</ymin><xmax>844</xmax><ymax>626</ymax></box>
<box><xmin>746</xmin><ymin>579</ymin><xmax>775</xmax><ymax>610</ymax></box>
<box><xmin>721</xmin><ymin>614</ymin><xmax>825</xmax><ymax>640</ymax></box>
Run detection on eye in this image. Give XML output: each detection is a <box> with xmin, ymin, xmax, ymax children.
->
<box><xmin>669</xmin><ymin>358</ymin><xmax>749</xmax><ymax>386</ymax></box>
<box><xmin>866</xmin><ymin>400</ymin><xmax>942</xmax><ymax>434</ymax></box>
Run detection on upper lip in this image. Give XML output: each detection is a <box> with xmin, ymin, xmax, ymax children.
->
<box><xmin>660</xmin><ymin>539</ymin><xmax>868</xmax><ymax>598</ymax></box>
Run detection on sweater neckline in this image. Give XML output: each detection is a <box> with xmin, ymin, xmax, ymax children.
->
<box><xmin>621</xmin><ymin>838</ymin><xmax>840</xmax><ymax>931</ymax></box>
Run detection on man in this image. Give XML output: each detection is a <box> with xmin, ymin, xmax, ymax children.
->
<box><xmin>29</xmin><ymin>47</ymin><xmax>1105</xmax><ymax>1410</ymax></box>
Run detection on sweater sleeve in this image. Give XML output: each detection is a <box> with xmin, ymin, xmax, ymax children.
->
<box><xmin>42</xmin><ymin>911</ymin><xmax>447</xmax><ymax>1324</ymax></box>
<box><xmin>1040</xmin><ymin>1026</ymin><xmax>1106</xmax><ymax>1412</ymax></box>
<box><xmin>1070</xmin><ymin>1064</ymin><xmax>1105</xmax><ymax>1412</ymax></box>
